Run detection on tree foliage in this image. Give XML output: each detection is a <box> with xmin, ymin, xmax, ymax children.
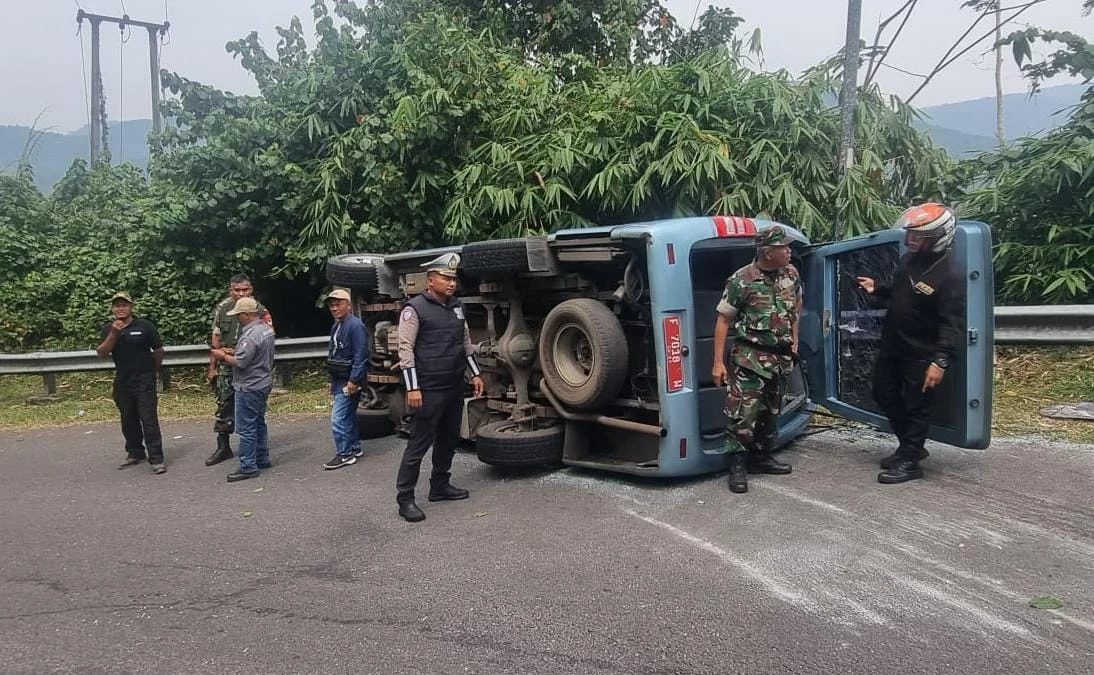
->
<box><xmin>153</xmin><ymin>0</ymin><xmax>950</xmax><ymax>270</ymax></box>
<box><xmin>960</xmin><ymin>26</ymin><xmax>1094</xmax><ymax>303</ymax></box>
<box><xmin>2</xmin><ymin>0</ymin><xmax>1092</xmax><ymax>355</ymax></box>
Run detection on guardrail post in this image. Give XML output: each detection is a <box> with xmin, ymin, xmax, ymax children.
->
<box><xmin>159</xmin><ymin>367</ymin><xmax>171</xmax><ymax>392</ymax></box>
<box><xmin>26</xmin><ymin>374</ymin><xmax>61</xmax><ymax>405</ymax></box>
<box><xmin>274</xmin><ymin>363</ymin><xmax>295</xmax><ymax>388</ymax></box>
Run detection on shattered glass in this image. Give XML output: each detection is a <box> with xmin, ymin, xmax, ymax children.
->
<box><xmin>834</xmin><ymin>243</ymin><xmax>901</xmax><ymax>414</ymax></box>
<box><xmin>831</xmin><ymin>242</ymin><xmax>959</xmax><ymax>429</ymax></box>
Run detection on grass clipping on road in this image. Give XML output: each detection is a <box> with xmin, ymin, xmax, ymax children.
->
<box><xmin>1</xmin><ymin>349</ymin><xmax>1092</xmax><ymax>443</ymax></box>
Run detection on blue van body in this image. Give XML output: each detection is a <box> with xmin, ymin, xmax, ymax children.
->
<box><xmin>547</xmin><ymin>216</ymin><xmax>994</xmax><ymax>477</ymax></box>
<box><xmin>345</xmin><ymin>215</ymin><xmax>994</xmax><ymax>479</ymax></box>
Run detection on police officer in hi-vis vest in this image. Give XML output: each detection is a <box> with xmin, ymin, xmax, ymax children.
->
<box><xmin>395</xmin><ymin>253</ymin><xmax>485</xmax><ymax>523</ymax></box>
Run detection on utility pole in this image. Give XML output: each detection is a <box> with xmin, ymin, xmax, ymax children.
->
<box><xmin>89</xmin><ymin>16</ymin><xmax>102</xmax><ymax>164</ymax></box>
<box><xmin>76</xmin><ymin>10</ymin><xmax>170</xmax><ymax>163</ymax></box>
<box><xmin>147</xmin><ymin>27</ymin><xmax>163</xmax><ymax>134</ymax></box>
<box><xmin>835</xmin><ymin>0</ymin><xmax>863</xmax><ymax>241</ymax></box>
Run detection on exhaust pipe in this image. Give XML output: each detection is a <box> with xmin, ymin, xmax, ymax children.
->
<box><xmin>540</xmin><ymin>382</ymin><xmax>666</xmax><ymax>438</ymax></box>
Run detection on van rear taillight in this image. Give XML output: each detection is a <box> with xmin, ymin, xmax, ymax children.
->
<box><xmin>713</xmin><ymin>216</ymin><xmax>757</xmax><ymax>237</ymax></box>
<box><xmin>663</xmin><ymin>316</ymin><xmax>685</xmax><ymax>393</ymax></box>
<box><xmin>679</xmin><ymin>438</ymin><xmax>687</xmax><ymax>459</ymax></box>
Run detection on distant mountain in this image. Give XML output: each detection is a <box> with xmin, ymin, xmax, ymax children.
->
<box><xmin>919</xmin><ymin>123</ymin><xmax>997</xmax><ymax>157</ymax></box>
<box><xmin>0</xmin><ymin>120</ymin><xmax>152</xmax><ymax>192</ymax></box>
<box><xmin>919</xmin><ymin>83</ymin><xmax>1087</xmax><ymax>156</ymax></box>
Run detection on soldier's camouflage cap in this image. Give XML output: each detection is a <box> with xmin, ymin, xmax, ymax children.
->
<box><xmin>110</xmin><ymin>291</ymin><xmax>134</xmax><ymax>305</ymax></box>
<box><xmin>755</xmin><ymin>224</ymin><xmax>792</xmax><ymax>248</ymax></box>
<box><xmin>421</xmin><ymin>252</ymin><xmax>461</xmax><ymax>278</ymax></box>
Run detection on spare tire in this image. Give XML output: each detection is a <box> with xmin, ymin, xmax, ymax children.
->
<box><xmin>539</xmin><ymin>298</ymin><xmax>629</xmax><ymax>410</ymax></box>
<box><xmin>475</xmin><ymin>420</ymin><xmax>564</xmax><ymax>469</ymax></box>
<box><xmin>327</xmin><ymin>254</ymin><xmax>383</xmax><ymax>292</ymax></box>
<box><xmin>461</xmin><ymin>239</ymin><xmax>530</xmax><ymax>277</ymax></box>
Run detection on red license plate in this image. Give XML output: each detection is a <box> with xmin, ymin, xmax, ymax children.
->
<box><xmin>664</xmin><ymin>316</ymin><xmax>685</xmax><ymax>393</ymax></box>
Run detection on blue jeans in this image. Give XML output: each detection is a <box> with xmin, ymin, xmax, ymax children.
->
<box><xmin>331</xmin><ymin>380</ymin><xmax>362</xmax><ymax>456</ymax></box>
<box><xmin>235</xmin><ymin>386</ymin><xmax>271</xmax><ymax>473</ymax></box>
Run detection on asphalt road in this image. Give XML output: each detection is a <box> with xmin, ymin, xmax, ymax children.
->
<box><xmin>1</xmin><ymin>416</ymin><xmax>1092</xmax><ymax>675</ymax></box>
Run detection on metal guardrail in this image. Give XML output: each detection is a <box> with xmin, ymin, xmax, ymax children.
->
<box><xmin>0</xmin><ymin>306</ymin><xmax>1090</xmax><ymax>396</ymax></box>
<box><xmin>0</xmin><ymin>337</ymin><xmax>329</xmax><ymax>397</ymax></box>
<box><xmin>0</xmin><ymin>337</ymin><xmax>329</xmax><ymax>375</ymax></box>
<box><xmin>994</xmin><ymin>305</ymin><xmax>1094</xmax><ymax>345</ymax></box>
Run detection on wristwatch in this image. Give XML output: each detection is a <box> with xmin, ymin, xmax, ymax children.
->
<box><xmin>932</xmin><ymin>356</ymin><xmax>950</xmax><ymax>370</ymax></box>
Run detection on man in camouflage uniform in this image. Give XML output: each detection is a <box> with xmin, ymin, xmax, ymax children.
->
<box><xmin>205</xmin><ymin>274</ymin><xmax>274</xmax><ymax>466</ymax></box>
<box><xmin>711</xmin><ymin>224</ymin><xmax>802</xmax><ymax>494</ymax></box>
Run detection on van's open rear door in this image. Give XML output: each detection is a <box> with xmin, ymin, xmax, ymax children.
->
<box><xmin>800</xmin><ymin>222</ymin><xmax>994</xmax><ymax>449</ymax></box>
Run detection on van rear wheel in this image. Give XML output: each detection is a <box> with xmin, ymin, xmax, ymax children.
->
<box><xmin>539</xmin><ymin>298</ymin><xmax>629</xmax><ymax>410</ymax></box>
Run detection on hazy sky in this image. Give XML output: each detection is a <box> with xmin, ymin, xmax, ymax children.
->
<box><xmin>2</xmin><ymin>0</ymin><xmax>1091</xmax><ymax>132</ymax></box>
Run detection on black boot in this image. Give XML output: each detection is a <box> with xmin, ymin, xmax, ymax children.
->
<box><xmin>747</xmin><ymin>453</ymin><xmax>792</xmax><ymax>475</ymax></box>
<box><xmin>205</xmin><ymin>433</ymin><xmax>234</xmax><ymax>466</ymax></box>
<box><xmin>878</xmin><ymin>460</ymin><xmax>924</xmax><ymax>484</ymax></box>
<box><xmin>727</xmin><ymin>454</ymin><xmax>748</xmax><ymax>494</ymax></box>
<box><xmin>398</xmin><ymin>500</ymin><xmax>426</xmax><ymax>522</ymax></box>
<box><xmin>428</xmin><ymin>482</ymin><xmax>470</xmax><ymax>502</ymax></box>
<box><xmin>880</xmin><ymin>447</ymin><xmax>929</xmax><ymax>470</ymax></box>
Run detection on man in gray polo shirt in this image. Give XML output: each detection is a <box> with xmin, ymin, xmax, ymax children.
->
<box><xmin>210</xmin><ymin>297</ymin><xmax>276</xmax><ymax>482</ymax></box>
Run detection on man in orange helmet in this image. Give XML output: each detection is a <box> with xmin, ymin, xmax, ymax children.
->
<box><xmin>856</xmin><ymin>203</ymin><xmax>965</xmax><ymax>484</ymax></box>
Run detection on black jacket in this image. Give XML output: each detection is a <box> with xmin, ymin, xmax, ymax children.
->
<box><xmin>874</xmin><ymin>250</ymin><xmax>965</xmax><ymax>364</ymax></box>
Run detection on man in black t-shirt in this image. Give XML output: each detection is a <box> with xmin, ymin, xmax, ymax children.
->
<box><xmin>96</xmin><ymin>291</ymin><xmax>167</xmax><ymax>474</ymax></box>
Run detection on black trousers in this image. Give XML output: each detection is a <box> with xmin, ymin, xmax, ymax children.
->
<box><xmin>396</xmin><ymin>387</ymin><xmax>464</xmax><ymax>502</ymax></box>
<box><xmin>113</xmin><ymin>377</ymin><xmax>164</xmax><ymax>464</ymax></box>
<box><xmin>871</xmin><ymin>355</ymin><xmax>936</xmax><ymax>461</ymax></box>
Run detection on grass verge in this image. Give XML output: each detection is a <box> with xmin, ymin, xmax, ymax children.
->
<box><xmin>992</xmin><ymin>346</ymin><xmax>1094</xmax><ymax>444</ymax></box>
<box><xmin>2</xmin><ymin>349</ymin><xmax>1092</xmax><ymax>443</ymax></box>
<box><xmin>0</xmin><ymin>361</ymin><xmax>335</xmax><ymax>431</ymax></box>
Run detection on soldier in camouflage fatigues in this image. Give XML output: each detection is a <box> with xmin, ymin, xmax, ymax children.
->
<box><xmin>712</xmin><ymin>224</ymin><xmax>802</xmax><ymax>494</ymax></box>
<box><xmin>204</xmin><ymin>274</ymin><xmax>273</xmax><ymax>467</ymax></box>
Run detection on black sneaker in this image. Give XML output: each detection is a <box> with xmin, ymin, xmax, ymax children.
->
<box><xmin>151</xmin><ymin>463</ymin><xmax>167</xmax><ymax>475</ymax></box>
<box><xmin>323</xmin><ymin>454</ymin><xmax>357</xmax><ymax>470</ymax></box>
<box><xmin>351</xmin><ymin>447</ymin><xmax>364</xmax><ymax>458</ymax></box>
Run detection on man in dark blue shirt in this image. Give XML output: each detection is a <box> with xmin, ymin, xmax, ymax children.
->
<box><xmin>323</xmin><ymin>289</ymin><xmax>369</xmax><ymax>470</ymax></box>
<box><xmin>95</xmin><ymin>291</ymin><xmax>166</xmax><ymax>474</ymax></box>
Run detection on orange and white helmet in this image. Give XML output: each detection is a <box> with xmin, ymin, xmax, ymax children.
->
<box><xmin>893</xmin><ymin>202</ymin><xmax>956</xmax><ymax>253</ymax></box>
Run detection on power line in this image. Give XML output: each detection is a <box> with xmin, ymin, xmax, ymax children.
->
<box><xmin>76</xmin><ymin>9</ymin><xmax>169</xmax><ymax>163</ymax></box>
